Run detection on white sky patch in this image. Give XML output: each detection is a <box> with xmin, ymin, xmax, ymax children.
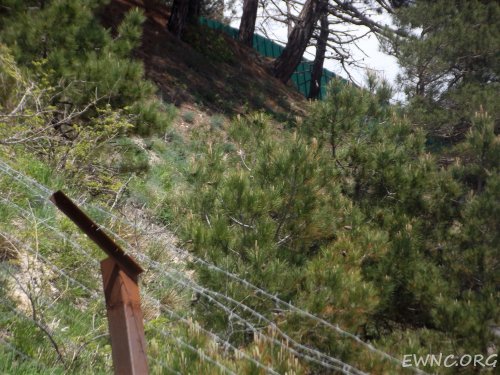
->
<box><xmin>224</xmin><ymin>0</ymin><xmax>403</xmax><ymax>97</ymax></box>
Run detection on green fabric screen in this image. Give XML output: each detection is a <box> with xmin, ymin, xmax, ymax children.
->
<box><xmin>199</xmin><ymin>17</ymin><xmax>340</xmax><ymax>99</ymax></box>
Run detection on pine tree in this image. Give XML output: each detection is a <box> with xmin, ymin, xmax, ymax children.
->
<box><xmin>386</xmin><ymin>0</ymin><xmax>500</xmax><ymax>141</ymax></box>
<box><xmin>0</xmin><ymin>1</ymin><xmax>152</xmax><ymax>109</ymax></box>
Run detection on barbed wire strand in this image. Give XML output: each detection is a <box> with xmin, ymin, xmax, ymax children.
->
<box><xmin>0</xmin><ymin>218</ymin><xmax>279</xmax><ymax>374</ymax></box>
<box><xmin>0</xmin><ymin>231</ymin><xmax>98</xmax><ymax>296</ymax></box>
<box><xmin>0</xmin><ymin>226</ymin><xmax>279</xmax><ymax>375</ymax></box>
<box><xmin>0</xmin><ymin>159</ymin><xmax>428</xmax><ymax>374</ymax></box>
<box><xmin>146</xmin><ymin>296</ymin><xmax>281</xmax><ymax>375</ymax></box>
<box><xmin>0</xmin><ymin>282</ymin><xmax>237</xmax><ymax>375</ymax></box>
<box><xmin>1</xmin><ymin>198</ymin><xmax>363</xmax><ymax>375</ymax></box>
<box><xmin>156</xmin><ymin>298</ymin><xmax>361</xmax><ymax>375</ymax></box>
<box><xmin>141</xmin><ymin>256</ymin><xmax>365</xmax><ymax>375</ymax></box>
<box><xmin>0</xmin><ymin>298</ymin><xmax>99</xmax><ymax>369</ymax></box>
<box><xmin>102</xmin><ymin>220</ymin><xmax>426</xmax><ymax>374</ymax></box>
<box><xmin>0</xmin><ymin>160</ymin><xmax>52</xmax><ymax>198</ymax></box>
<box><xmin>0</xmin><ymin>259</ymin><xmax>183</xmax><ymax>375</ymax></box>
<box><xmin>0</xmin><ymin>164</ymin><xmax>379</xmax><ymax>374</ymax></box>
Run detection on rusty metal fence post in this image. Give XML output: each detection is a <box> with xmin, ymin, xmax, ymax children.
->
<box><xmin>101</xmin><ymin>258</ymin><xmax>148</xmax><ymax>374</ymax></box>
<box><xmin>50</xmin><ymin>191</ymin><xmax>149</xmax><ymax>375</ymax></box>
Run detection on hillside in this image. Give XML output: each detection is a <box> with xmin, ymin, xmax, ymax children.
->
<box><xmin>100</xmin><ymin>0</ymin><xmax>306</xmax><ymax>119</ymax></box>
<box><xmin>0</xmin><ymin>1</ymin><xmax>498</xmax><ymax>375</ymax></box>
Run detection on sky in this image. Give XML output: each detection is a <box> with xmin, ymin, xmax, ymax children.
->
<box><xmin>225</xmin><ymin>1</ymin><xmax>403</xmax><ymax>96</ymax></box>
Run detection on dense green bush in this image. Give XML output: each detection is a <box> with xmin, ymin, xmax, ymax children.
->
<box><xmin>0</xmin><ymin>2</ymin><xmax>168</xmax><ymax>136</ymax></box>
<box><xmin>159</xmin><ymin>78</ymin><xmax>499</xmax><ymax>373</ymax></box>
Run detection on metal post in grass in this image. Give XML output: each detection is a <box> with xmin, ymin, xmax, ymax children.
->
<box><xmin>49</xmin><ymin>191</ymin><xmax>148</xmax><ymax>375</ymax></box>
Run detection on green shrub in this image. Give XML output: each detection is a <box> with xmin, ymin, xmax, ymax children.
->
<box><xmin>209</xmin><ymin>114</ymin><xmax>225</xmax><ymax>130</ymax></box>
<box><xmin>131</xmin><ymin>100</ymin><xmax>177</xmax><ymax>136</ymax></box>
<box><xmin>182</xmin><ymin>110</ymin><xmax>196</xmax><ymax>124</ymax></box>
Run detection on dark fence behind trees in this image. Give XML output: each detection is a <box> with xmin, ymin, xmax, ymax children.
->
<box><xmin>199</xmin><ymin>17</ymin><xmax>340</xmax><ymax>99</ymax></box>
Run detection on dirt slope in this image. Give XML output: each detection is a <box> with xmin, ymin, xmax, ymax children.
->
<box><xmin>100</xmin><ymin>0</ymin><xmax>306</xmax><ymax>119</ymax></box>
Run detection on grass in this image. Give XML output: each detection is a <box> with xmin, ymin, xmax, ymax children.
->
<box><xmin>110</xmin><ymin>137</ymin><xmax>150</xmax><ymax>174</ymax></box>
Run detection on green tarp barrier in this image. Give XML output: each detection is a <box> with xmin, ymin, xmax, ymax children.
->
<box><xmin>200</xmin><ymin>17</ymin><xmax>340</xmax><ymax>99</ymax></box>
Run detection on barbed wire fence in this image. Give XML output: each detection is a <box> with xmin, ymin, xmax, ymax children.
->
<box><xmin>0</xmin><ymin>193</ymin><xmax>363</xmax><ymax>374</ymax></box>
<box><xmin>0</xmin><ymin>159</ymin><xmax>428</xmax><ymax>375</ymax></box>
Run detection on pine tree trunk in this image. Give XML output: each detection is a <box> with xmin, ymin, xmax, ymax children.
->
<box><xmin>168</xmin><ymin>0</ymin><xmax>190</xmax><ymax>38</ymax></box>
<box><xmin>273</xmin><ymin>0</ymin><xmax>326</xmax><ymax>83</ymax></box>
<box><xmin>187</xmin><ymin>0</ymin><xmax>201</xmax><ymax>24</ymax></box>
<box><xmin>168</xmin><ymin>0</ymin><xmax>200</xmax><ymax>38</ymax></box>
<box><xmin>238</xmin><ymin>0</ymin><xmax>259</xmax><ymax>47</ymax></box>
<box><xmin>308</xmin><ymin>12</ymin><xmax>328</xmax><ymax>99</ymax></box>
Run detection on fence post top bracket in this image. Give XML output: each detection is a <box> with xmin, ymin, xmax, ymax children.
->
<box><xmin>49</xmin><ymin>190</ymin><xmax>144</xmax><ymax>278</ymax></box>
